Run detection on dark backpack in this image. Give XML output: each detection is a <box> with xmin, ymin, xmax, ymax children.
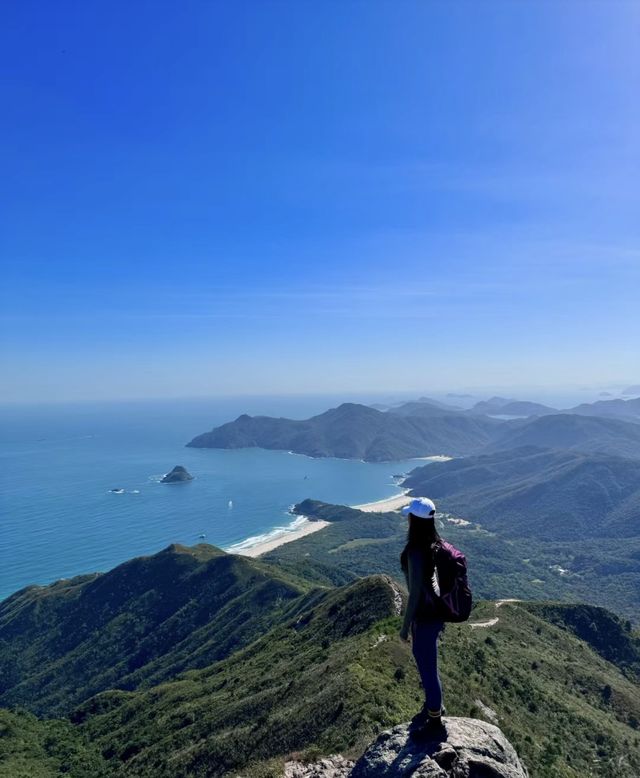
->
<box><xmin>428</xmin><ymin>540</ymin><xmax>473</xmax><ymax>623</ymax></box>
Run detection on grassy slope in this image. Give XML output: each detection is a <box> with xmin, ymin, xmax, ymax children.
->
<box><xmin>71</xmin><ymin>594</ymin><xmax>640</xmax><ymax>778</ymax></box>
<box><xmin>1</xmin><ymin>557</ymin><xmax>639</xmax><ymax>777</ymax></box>
<box><xmin>0</xmin><ymin>544</ymin><xmax>318</xmax><ymax>716</ymax></box>
<box><xmin>73</xmin><ymin>576</ymin><xmax>404</xmax><ymax>778</ymax></box>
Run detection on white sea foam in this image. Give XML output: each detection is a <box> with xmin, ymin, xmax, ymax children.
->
<box><xmin>224</xmin><ymin>513</ymin><xmax>310</xmax><ymax>554</ymax></box>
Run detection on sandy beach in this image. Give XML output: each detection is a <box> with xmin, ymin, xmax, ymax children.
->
<box><xmin>228</xmin><ymin>488</ymin><xmax>411</xmax><ymax>558</ymax></box>
<box><xmin>352</xmin><ymin>491</ymin><xmax>412</xmax><ymax>513</ymax></box>
<box><xmin>227</xmin><ymin>483</ymin><xmax>418</xmax><ymax>558</ymax></box>
<box><xmin>227</xmin><ymin>516</ymin><xmax>330</xmax><ymax>557</ymax></box>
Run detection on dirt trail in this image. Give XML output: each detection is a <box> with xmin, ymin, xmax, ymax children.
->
<box><xmin>468</xmin><ymin>598</ymin><xmax>522</xmax><ymax>629</ymax></box>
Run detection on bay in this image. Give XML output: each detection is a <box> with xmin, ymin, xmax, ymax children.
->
<box><xmin>0</xmin><ymin>396</ymin><xmax>419</xmax><ymax>599</ymax></box>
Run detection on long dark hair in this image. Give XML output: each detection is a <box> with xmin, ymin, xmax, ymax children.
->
<box><xmin>400</xmin><ymin>514</ymin><xmax>442</xmax><ymax>573</ymax></box>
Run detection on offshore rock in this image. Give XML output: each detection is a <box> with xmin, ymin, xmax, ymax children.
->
<box><xmin>160</xmin><ymin>465</ymin><xmax>194</xmax><ymax>483</ymax></box>
<box><xmin>350</xmin><ymin>717</ymin><xmax>528</xmax><ymax>778</ymax></box>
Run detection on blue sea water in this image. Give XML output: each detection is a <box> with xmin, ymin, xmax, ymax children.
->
<box><xmin>0</xmin><ymin>396</ymin><xmax>421</xmax><ymax>600</ymax></box>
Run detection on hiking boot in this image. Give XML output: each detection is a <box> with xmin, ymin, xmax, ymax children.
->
<box><xmin>410</xmin><ymin>704</ymin><xmax>446</xmax><ymax>729</ymax></box>
<box><xmin>410</xmin><ymin>714</ymin><xmax>446</xmax><ymax>743</ymax></box>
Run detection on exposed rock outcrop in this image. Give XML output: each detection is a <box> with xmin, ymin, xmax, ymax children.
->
<box><xmin>282</xmin><ymin>718</ymin><xmax>526</xmax><ymax>777</ymax></box>
<box><xmin>161</xmin><ymin>465</ymin><xmax>194</xmax><ymax>483</ymax></box>
<box><xmin>284</xmin><ymin>755</ymin><xmax>354</xmax><ymax>778</ymax></box>
<box><xmin>350</xmin><ymin>718</ymin><xmax>527</xmax><ymax>778</ymax></box>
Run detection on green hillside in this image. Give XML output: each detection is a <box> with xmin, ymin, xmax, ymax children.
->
<box><xmin>72</xmin><ymin>576</ymin><xmax>405</xmax><ymax>777</ymax></box>
<box><xmin>403</xmin><ymin>446</ymin><xmax>640</xmax><ymax>540</ymax></box>
<box><xmin>2</xmin><ymin>550</ymin><xmax>640</xmax><ymax>777</ymax></box>
<box><xmin>0</xmin><ymin>544</ymin><xmax>317</xmax><ymax>716</ymax></box>
<box><xmin>268</xmin><ymin>497</ymin><xmax>640</xmax><ymax>622</ymax></box>
<box><xmin>0</xmin><ymin>709</ymin><xmax>110</xmax><ymax>778</ymax></box>
<box><xmin>66</xmin><ymin>592</ymin><xmax>640</xmax><ymax>777</ymax></box>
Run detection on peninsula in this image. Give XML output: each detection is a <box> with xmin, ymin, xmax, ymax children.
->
<box><xmin>186</xmin><ymin>402</ymin><xmax>498</xmax><ymax>461</ymax></box>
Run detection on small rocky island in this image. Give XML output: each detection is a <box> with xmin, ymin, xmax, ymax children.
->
<box><xmin>161</xmin><ymin>465</ymin><xmax>194</xmax><ymax>483</ymax></box>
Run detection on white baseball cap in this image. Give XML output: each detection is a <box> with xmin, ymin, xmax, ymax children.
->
<box><xmin>401</xmin><ymin>497</ymin><xmax>436</xmax><ymax>519</ymax></box>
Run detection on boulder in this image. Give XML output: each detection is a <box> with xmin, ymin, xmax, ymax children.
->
<box><xmin>350</xmin><ymin>718</ymin><xmax>527</xmax><ymax>778</ymax></box>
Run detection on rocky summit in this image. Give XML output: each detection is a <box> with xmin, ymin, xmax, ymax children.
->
<box><xmin>282</xmin><ymin>718</ymin><xmax>527</xmax><ymax>778</ymax></box>
<box><xmin>350</xmin><ymin>718</ymin><xmax>527</xmax><ymax>778</ymax></box>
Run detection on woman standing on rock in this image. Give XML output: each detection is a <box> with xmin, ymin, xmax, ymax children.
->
<box><xmin>399</xmin><ymin>496</ymin><xmax>471</xmax><ymax>737</ymax></box>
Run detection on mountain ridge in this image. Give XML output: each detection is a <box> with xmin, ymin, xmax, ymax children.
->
<box><xmin>187</xmin><ymin>401</ymin><xmax>640</xmax><ymax>462</ymax></box>
<box><xmin>0</xmin><ymin>543</ymin><xmax>319</xmax><ymax>716</ymax></box>
<box><xmin>187</xmin><ymin>402</ymin><xmax>500</xmax><ymax>461</ymax></box>
<box><xmin>403</xmin><ymin>446</ymin><xmax>640</xmax><ymax>539</ymax></box>
<box><xmin>2</xmin><ymin>545</ymin><xmax>640</xmax><ymax>776</ymax></box>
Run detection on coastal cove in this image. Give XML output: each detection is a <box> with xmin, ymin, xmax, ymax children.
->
<box><xmin>227</xmin><ymin>487</ymin><xmax>423</xmax><ymax>558</ymax></box>
<box><xmin>0</xmin><ymin>399</ymin><xmax>432</xmax><ymax>600</ymax></box>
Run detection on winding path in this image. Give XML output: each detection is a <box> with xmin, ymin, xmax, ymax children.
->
<box><xmin>468</xmin><ymin>598</ymin><xmax>521</xmax><ymax>629</ymax></box>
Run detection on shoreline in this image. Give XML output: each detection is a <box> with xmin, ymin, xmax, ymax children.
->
<box><xmin>229</xmin><ymin>487</ymin><xmax>413</xmax><ymax>558</ymax></box>
<box><xmin>352</xmin><ymin>490</ymin><xmax>412</xmax><ymax>513</ymax></box>
<box><xmin>227</xmin><ymin>454</ymin><xmax>448</xmax><ymax>558</ymax></box>
<box><xmin>229</xmin><ymin>471</ymin><xmax>424</xmax><ymax>558</ymax></box>
<box><xmin>226</xmin><ymin>515</ymin><xmax>330</xmax><ymax>558</ymax></box>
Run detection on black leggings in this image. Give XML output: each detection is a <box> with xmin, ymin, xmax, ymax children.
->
<box><xmin>411</xmin><ymin>620</ymin><xmax>444</xmax><ymax>711</ymax></box>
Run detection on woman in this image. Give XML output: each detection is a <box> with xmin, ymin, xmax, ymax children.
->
<box><xmin>399</xmin><ymin>496</ymin><xmax>447</xmax><ymax>734</ymax></box>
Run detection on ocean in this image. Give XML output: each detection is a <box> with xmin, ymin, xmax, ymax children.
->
<box><xmin>0</xmin><ymin>396</ymin><xmax>421</xmax><ymax>600</ymax></box>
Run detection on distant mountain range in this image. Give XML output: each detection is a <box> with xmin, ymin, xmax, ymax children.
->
<box><xmin>467</xmin><ymin>396</ymin><xmax>558</xmax><ymax>416</ymax></box>
<box><xmin>2</xmin><ymin>544</ymin><xmax>639</xmax><ymax>777</ymax></box>
<box><xmin>488</xmin><ymin>413</ymin><xmax>640</xmax><ymax>459</ymax></box>
<box><xmin>187</xmin><ymin>399</ymin><xmax>640</xmax><ymax>461</ymax></box>
<box><xmin>187</xmin><ymin>402</ymin><xmax>499</xmax><ymax>461</ymax></box>
<box><xmin>468</xmin><ymin>395</ymin><xmax>640</xmax><ymax>421</ymax></box>
<box><xmin>371</xmin><ymin>397</ymin><xmax>462</xmax><ymax>413</ymax></box>
<box><xmin>568</xmin><ymin>396</ymin><xmax>640</xmax><ymax>422</ymax></box>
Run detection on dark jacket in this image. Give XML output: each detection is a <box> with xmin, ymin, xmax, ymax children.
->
<box><xmin>401</xmin><ymin>542</ymin><xmax>457</xmax><ymax>627</ymax></box>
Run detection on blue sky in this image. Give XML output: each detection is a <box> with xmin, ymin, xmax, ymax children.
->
<box><xmin>1</xmin><ymin>1</ymin><xmax>639</xmax><ymax>402</ymax></box>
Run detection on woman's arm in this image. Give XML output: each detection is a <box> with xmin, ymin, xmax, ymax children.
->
<box><xmin>399</xmin><ymin>549</ymin><xmax>424</xmax><ymax>640</ymax></box>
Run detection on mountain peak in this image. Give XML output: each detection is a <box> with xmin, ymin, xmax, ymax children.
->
<box><xmin>321</xmin><ymin>402</ymin><xmax>381</xmax><ymax>418</ymax></box>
